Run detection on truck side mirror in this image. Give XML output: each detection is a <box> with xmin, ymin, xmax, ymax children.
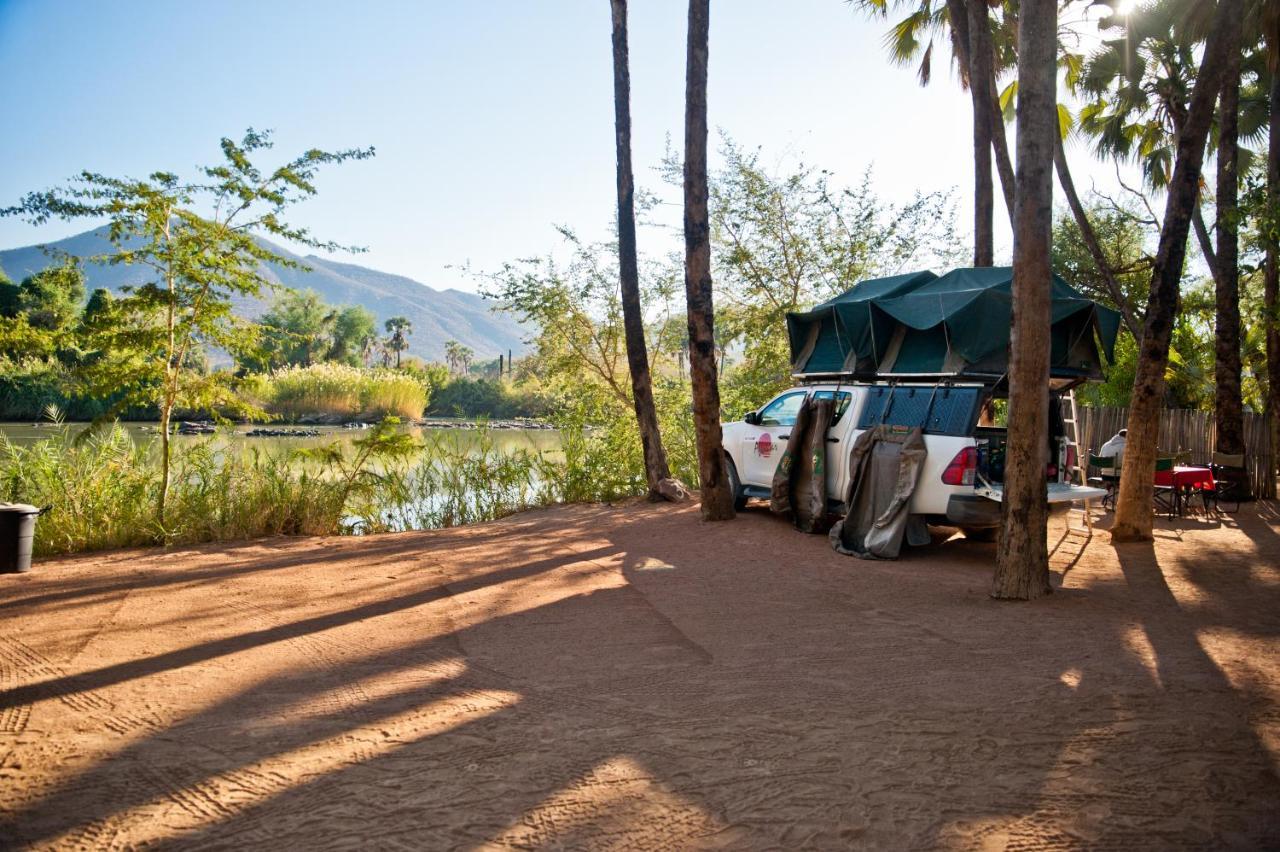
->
<box><xmin>744</xmin><ymin>411</ymin><xmax>761</xmax><ymax>426</ymax></box>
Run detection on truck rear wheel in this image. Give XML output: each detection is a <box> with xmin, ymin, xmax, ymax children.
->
<box><xmin>725</xmin><ymin>456</ymin><xmax>749</xmax><ymax>511</ymax></box>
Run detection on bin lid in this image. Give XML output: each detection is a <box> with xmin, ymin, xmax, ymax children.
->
<box><xmin>0</xmin><ymin>502</ymin><xmax>39</xmax><ymax>514</ymax></box>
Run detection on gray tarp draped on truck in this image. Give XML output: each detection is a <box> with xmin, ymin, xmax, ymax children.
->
<box><xmin>786</xmin><ymin>266</ymin><xmax>1121</xmax><ymax>382</ymax></box>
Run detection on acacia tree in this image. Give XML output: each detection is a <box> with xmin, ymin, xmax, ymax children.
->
<box><xmin>990</xmin><ymin>0</ymin><xmax>1056</xmax><ymax>601</ymax></box>
<box><xmin>1112</xmin><ymin>0</ymin><xmax>1242</xmax><ymax>541</ymax></box>
<box><xmin>4</xmin><ymin>130</ymin><xmax>372</xmax><ymax>528</ymax></box>
<box><xmin>684</xmin><ymin>0</ymin><xmax>734</xmax><ymax>520</ymax></box>
<box><xmin>610</xmin><ymin>0</ymin><xmax>683</xmax><ymax>502</ymax></box>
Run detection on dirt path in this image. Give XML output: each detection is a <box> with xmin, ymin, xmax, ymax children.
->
<box><xmin>1</xmin><ymin>500</ymin><xmax>1278</xmax><ymax>849</ymax></box>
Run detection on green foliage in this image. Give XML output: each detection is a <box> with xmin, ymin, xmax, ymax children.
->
<box><xmin>238</xmin><ymin>289</ymin><xmax>379</xmax><ymax>371</ymax></box>
<box><xmin>7</xmin><ymin>262</ymin><xmax>86</xmax><ymax>330</ymax></box>
<box><xmin>3</xmin><ymin>129</ymin><xmax>373</xmax><ymax>525</ymax></box>
<box><xmin>1051</xmin><ymin>199</ymin><xmax>1153</xmax><ymax>318</ymax></box>
<box><xmin>0</xmin><ymin>419</ymin><xmax>630</xmax><ymax>556</ymax></box>
<box><xmin>0</xmin><ymin>357</ymin><xmax>152</xmax><ymax>421</ymax></box>
<box><xmin>427</xmin><ymin>376</ymin><xmax>545</xmax><ymax>419</ymax></box>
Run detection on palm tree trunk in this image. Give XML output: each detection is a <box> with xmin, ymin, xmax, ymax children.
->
<box><xmin>1053</xmin><ymin>136</ymin><xmax>1142</xmax><ymax>338</ymax></box>
<box><xmin>966</xmin><ymin>0</ymin><xmax>995</xmax><ymax>267</ymax></box>
<box><xmin>947</xmin><ymin>0</ymin><xmax>1013</xmax><ymax>227</ymax></box>
<box><xmin>989</xmin><ymin>76</ymin><xmax>1016</xmax><ymax>222</ymax></box>
<box><xmin>1112</xmin><ymin>0</ymin><xmax>1241</xmax><ymax>542</ymax></box>
<box><xmin>1266</xmin><ymin>63</ymin><xmax>1280</xmax><ymax>499</ymax></box>
<box><xmin>991</xmin><ymin>0</ymin><xmax>1055</xmax><ymax>601</ymax></box>
<box><xmin>1214</xmin><ymin>49</ymin><xmax>1244</xmax><ymax>456</ymax></box>
<box><xmin>684</xmin><ymin>0</ymin><xmax>734</xmax><ymax>521</ymax></box>
<box><xmin>611</xmin><ymin>0</ymin><xmax>679</xmax><ymax>502</ymax></box>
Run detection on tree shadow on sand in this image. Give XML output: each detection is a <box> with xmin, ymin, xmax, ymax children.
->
<box><xmin>2</xmin><ymin>502</ymin><xmax>1278</xmax><ymax>848</ymax></box>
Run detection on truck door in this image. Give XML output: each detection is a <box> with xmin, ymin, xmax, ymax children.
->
<box><xmin>810</xmin><ymin>389</ymin><xmax>854</xmax><ymax>504</ymax></box>
<box><xmin>740</xmin><ymin>390</ymin><xmax>807</xmax><ymax>486</ymax></box>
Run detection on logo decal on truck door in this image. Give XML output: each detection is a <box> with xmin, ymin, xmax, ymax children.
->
<box><xmin>754</xmin><ymin>433</ymin><xmax>774</xmax><ymax>457</ymax></box>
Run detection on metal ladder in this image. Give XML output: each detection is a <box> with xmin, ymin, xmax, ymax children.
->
<box><xmin>1060</xmin><ymin>389</ymin><xmax>1092</xmax><ymax>534</ymax></box>
<box><xmin>1062</xmin><ymin>389</ymin><xmax>1084</xmax><ymax>485</ymax></box>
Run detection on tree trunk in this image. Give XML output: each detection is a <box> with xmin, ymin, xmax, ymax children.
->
<box><xmin>158</xmin><ymin>393</ymin><xmax>172</xmax><ymax>530</ymax></box>
<box><xmin>1266</xmin><ymin>63</ymin><xmax>1280</xmax><ymax>499</ymax></box>
<box><xmin>610</xmin><ymin>0</ymin><xmax>680</xmax><ymax>502</ymax></box>
<box><xmin>683</xmin><ymin>0</ymin><xmax>734</xmax><ymax>521</ymax></box>
<box><xmin>989</xmin><ymin>75</ymin><xmax>1017</xmax><ymax>223</ymax></box>
<box><xmin>1112</xmin><ymin>0</ymin><xmax>1241</xmax><ymax>542</ymax></box>
<box><xmin>991</xmin><ymin>0</ymin><xmax>1055</xmax><ymax>601</ymax></box>
<box><xmin>1054</xmin><ymin>136</ymin><xmax>1143</xmax><ymax>338</ymax></box>
<box><xmin>1214</xmin><ymin>49</ymin><xmax>1244</xmax><ymax>456</ymax></box>
<box><xmin>947</xmin><ymin>0</ymin><xmax>1013</xmax><ymax>227</ymax></box>
<box><xmin>966</xmin><ymin>0</ymin><xmax>995</xmax><ymax>267</ymax></box>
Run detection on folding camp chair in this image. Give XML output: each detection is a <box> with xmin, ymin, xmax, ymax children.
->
<box><xmin>1087</xmin><ymin>453</ymin><xmax>1120</xmax><ymax>511</ymax></box>
<box><xmin>1153</xmin><ymin>457</ymin><xmax>1178</xmax><ymax>518</ymax></box>
<box><xmin>1202</xmin><ymin>452</ymin><xmax>1245</xmax><ymax>514</ymax></box>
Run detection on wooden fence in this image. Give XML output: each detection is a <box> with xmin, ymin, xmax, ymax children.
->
<box><xmin>1076</xmin><ymin>405</ymin><xmax>1276</xmax><ymax>499</ymax></box>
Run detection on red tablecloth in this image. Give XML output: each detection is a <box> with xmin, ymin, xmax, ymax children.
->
<box><xmin>1154</xmin><ymin>465</ymin><xmax>1215</xmax><ymax>490</ymax></box>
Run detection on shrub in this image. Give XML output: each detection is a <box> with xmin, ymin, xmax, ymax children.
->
<box><xmin>427</xmin><ymin>377</ymin><xmax>545</xmax><ymax>419</ymax></box>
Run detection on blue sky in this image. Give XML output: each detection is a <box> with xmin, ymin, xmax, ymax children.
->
<box><xmin>0</xmin><ymin>0</ymin><xmax>1128</xmax><ymax>293</ymax></box>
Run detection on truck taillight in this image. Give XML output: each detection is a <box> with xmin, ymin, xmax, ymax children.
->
<box><xmin>941</xmin><ymin>447</ymin><xmax>978</xmax><ymax>486</ymax></box>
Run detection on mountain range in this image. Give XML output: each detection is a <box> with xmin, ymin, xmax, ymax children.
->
<box><xmin>0</xmin><ymin>228</ymin><xmax>528</xmax><ymax>362</ymax></box>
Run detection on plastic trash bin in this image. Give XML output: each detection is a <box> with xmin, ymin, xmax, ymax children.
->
<box><xmin>0</xmin><ymin>502</ymin><xmax>41</xmax><ymax>574</ymax></box>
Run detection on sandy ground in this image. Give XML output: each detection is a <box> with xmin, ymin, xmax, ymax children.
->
<box><xmin>1</xmin><ymin>499</ymin><xmax>1278</xmax><ymax>850</ymax></box>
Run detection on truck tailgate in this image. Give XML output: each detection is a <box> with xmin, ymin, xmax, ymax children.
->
<box><xmin>975</xmin><ymin>482</ymin><xmax>1108</xmax><ymax>503</ymax></box>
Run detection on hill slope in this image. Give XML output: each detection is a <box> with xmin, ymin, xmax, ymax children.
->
<box><xmin>0</xmin><ymin>228</ymin><xmax>527</xmax><ymax>361</ymax></box>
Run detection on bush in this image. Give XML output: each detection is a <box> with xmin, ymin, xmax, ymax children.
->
<box><xmin>427</xmin><ymin>377</ymin><xmax>545</xmax><ymax>419</ymax></box>
<box><xmin>0</xmin><ymin>357</ymin><xmax>157</xmax><ymax>421</ymax></box>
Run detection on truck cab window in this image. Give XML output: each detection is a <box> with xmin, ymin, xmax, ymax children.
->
<box><xmin>811</xmin><ymin>390</ymin><xmax>852</xmax><ymax>424</ymax></box>
<box><xmin>758</xmin><ymin>392</ymin><xmax>806</xmax><ymax>426</ymax></box>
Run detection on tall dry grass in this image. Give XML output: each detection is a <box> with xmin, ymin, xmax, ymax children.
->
<box><xmin>259</xmin><ymin>364</ymin><xmax>428</xmax><ymax>420</ymax></box>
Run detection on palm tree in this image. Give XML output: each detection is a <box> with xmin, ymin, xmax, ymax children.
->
<box><xmin>684</xmin><ymin>0</ymin><xmax>734</xmax><ymax>521</ymax></box>
<box><xmin>1112</xmin><ymin>0</ymin><xmax>1243</xmax><ymax>542</ymax></box>
<box><xmin>1214</xmin><ymin>42</ymin><xmax>1245</xmax><ymax>456</ymax></box>
<box><xmin>1266</xmin><ymin>12</ymin><xmax>1280</xmax><ymax>498</ymax></box>
<box><xmin>384</xmin><ymin>316</ymin><xmax>412</xmax><ymax>369</ymax></box>
<box><xmin>990</xmin><ymin>0</ymin><xmax>1056</xmax><ymax>600</ymax></box>
<box><xmin>852</xmin><ymin>0</ymin><xmax>1015</xmax><ymax>264</ymax></box>
<box><xmin>610</xmin><ymin>0</ymin><xmax>681</xmax><ymax>502</ymax></box>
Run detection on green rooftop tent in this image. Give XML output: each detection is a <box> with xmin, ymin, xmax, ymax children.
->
<box><xmin>873</xmin><ymin>267</ymin><xmax>1120</xmax><ymax>383</ymax></box>
<box><xmin>785</xmin><ymin>270</ymin><xmax>939</xmax><ymax>376</ymax></box>
<box><xmin>787</xmin><ymin>267</ymin><xmax>1121</xmax><ymax>386</ymax></box>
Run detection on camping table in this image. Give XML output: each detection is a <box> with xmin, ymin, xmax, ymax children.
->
<box><xmin>1153</xmin><ymin>465</ymin><xmax>1215</xmax><ymax>516</ymax></box>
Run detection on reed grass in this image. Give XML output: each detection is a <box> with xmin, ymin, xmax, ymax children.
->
<box><xmin>0</xmin><ymin>408</ymin><xmax>685</xmax><ymax>558</ymax></box>
<box><xmin>261</xmin><ymin>364</ymin><xmax>428</xmax><ymax>420</ymax></box>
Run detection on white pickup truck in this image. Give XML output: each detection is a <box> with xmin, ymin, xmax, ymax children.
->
<box><xmin>722</xmin><ymin>382</ymin><xmax>1106</xmax><ymax>539</ymax></box>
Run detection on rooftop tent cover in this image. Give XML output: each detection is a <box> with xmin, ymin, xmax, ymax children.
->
<box><xmin>872</xmin><ymin>266</ymin><xmax>1121</xmax><ymax>377</ymax></box>
<box><xmin>786</xmin><ymin>270</ymin><xmax>939</xmax><ymax>375</ymax></box>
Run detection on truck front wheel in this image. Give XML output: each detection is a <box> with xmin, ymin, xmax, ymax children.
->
<box><xmin>725</xmin><ymin>456</ymin><xmax>749</xmax><ymax>511</ymax></box>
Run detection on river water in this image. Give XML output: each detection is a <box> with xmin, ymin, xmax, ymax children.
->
<box><xmin>0</xmin><ymin>420</ymin><xmax>561</xmax><ymax>456</ymax></box>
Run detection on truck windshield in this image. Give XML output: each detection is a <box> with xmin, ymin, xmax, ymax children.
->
<box><xmin>758</xmin><ymin>392</ymin><xmax>806</xmax><ymax>426</ymax></box>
